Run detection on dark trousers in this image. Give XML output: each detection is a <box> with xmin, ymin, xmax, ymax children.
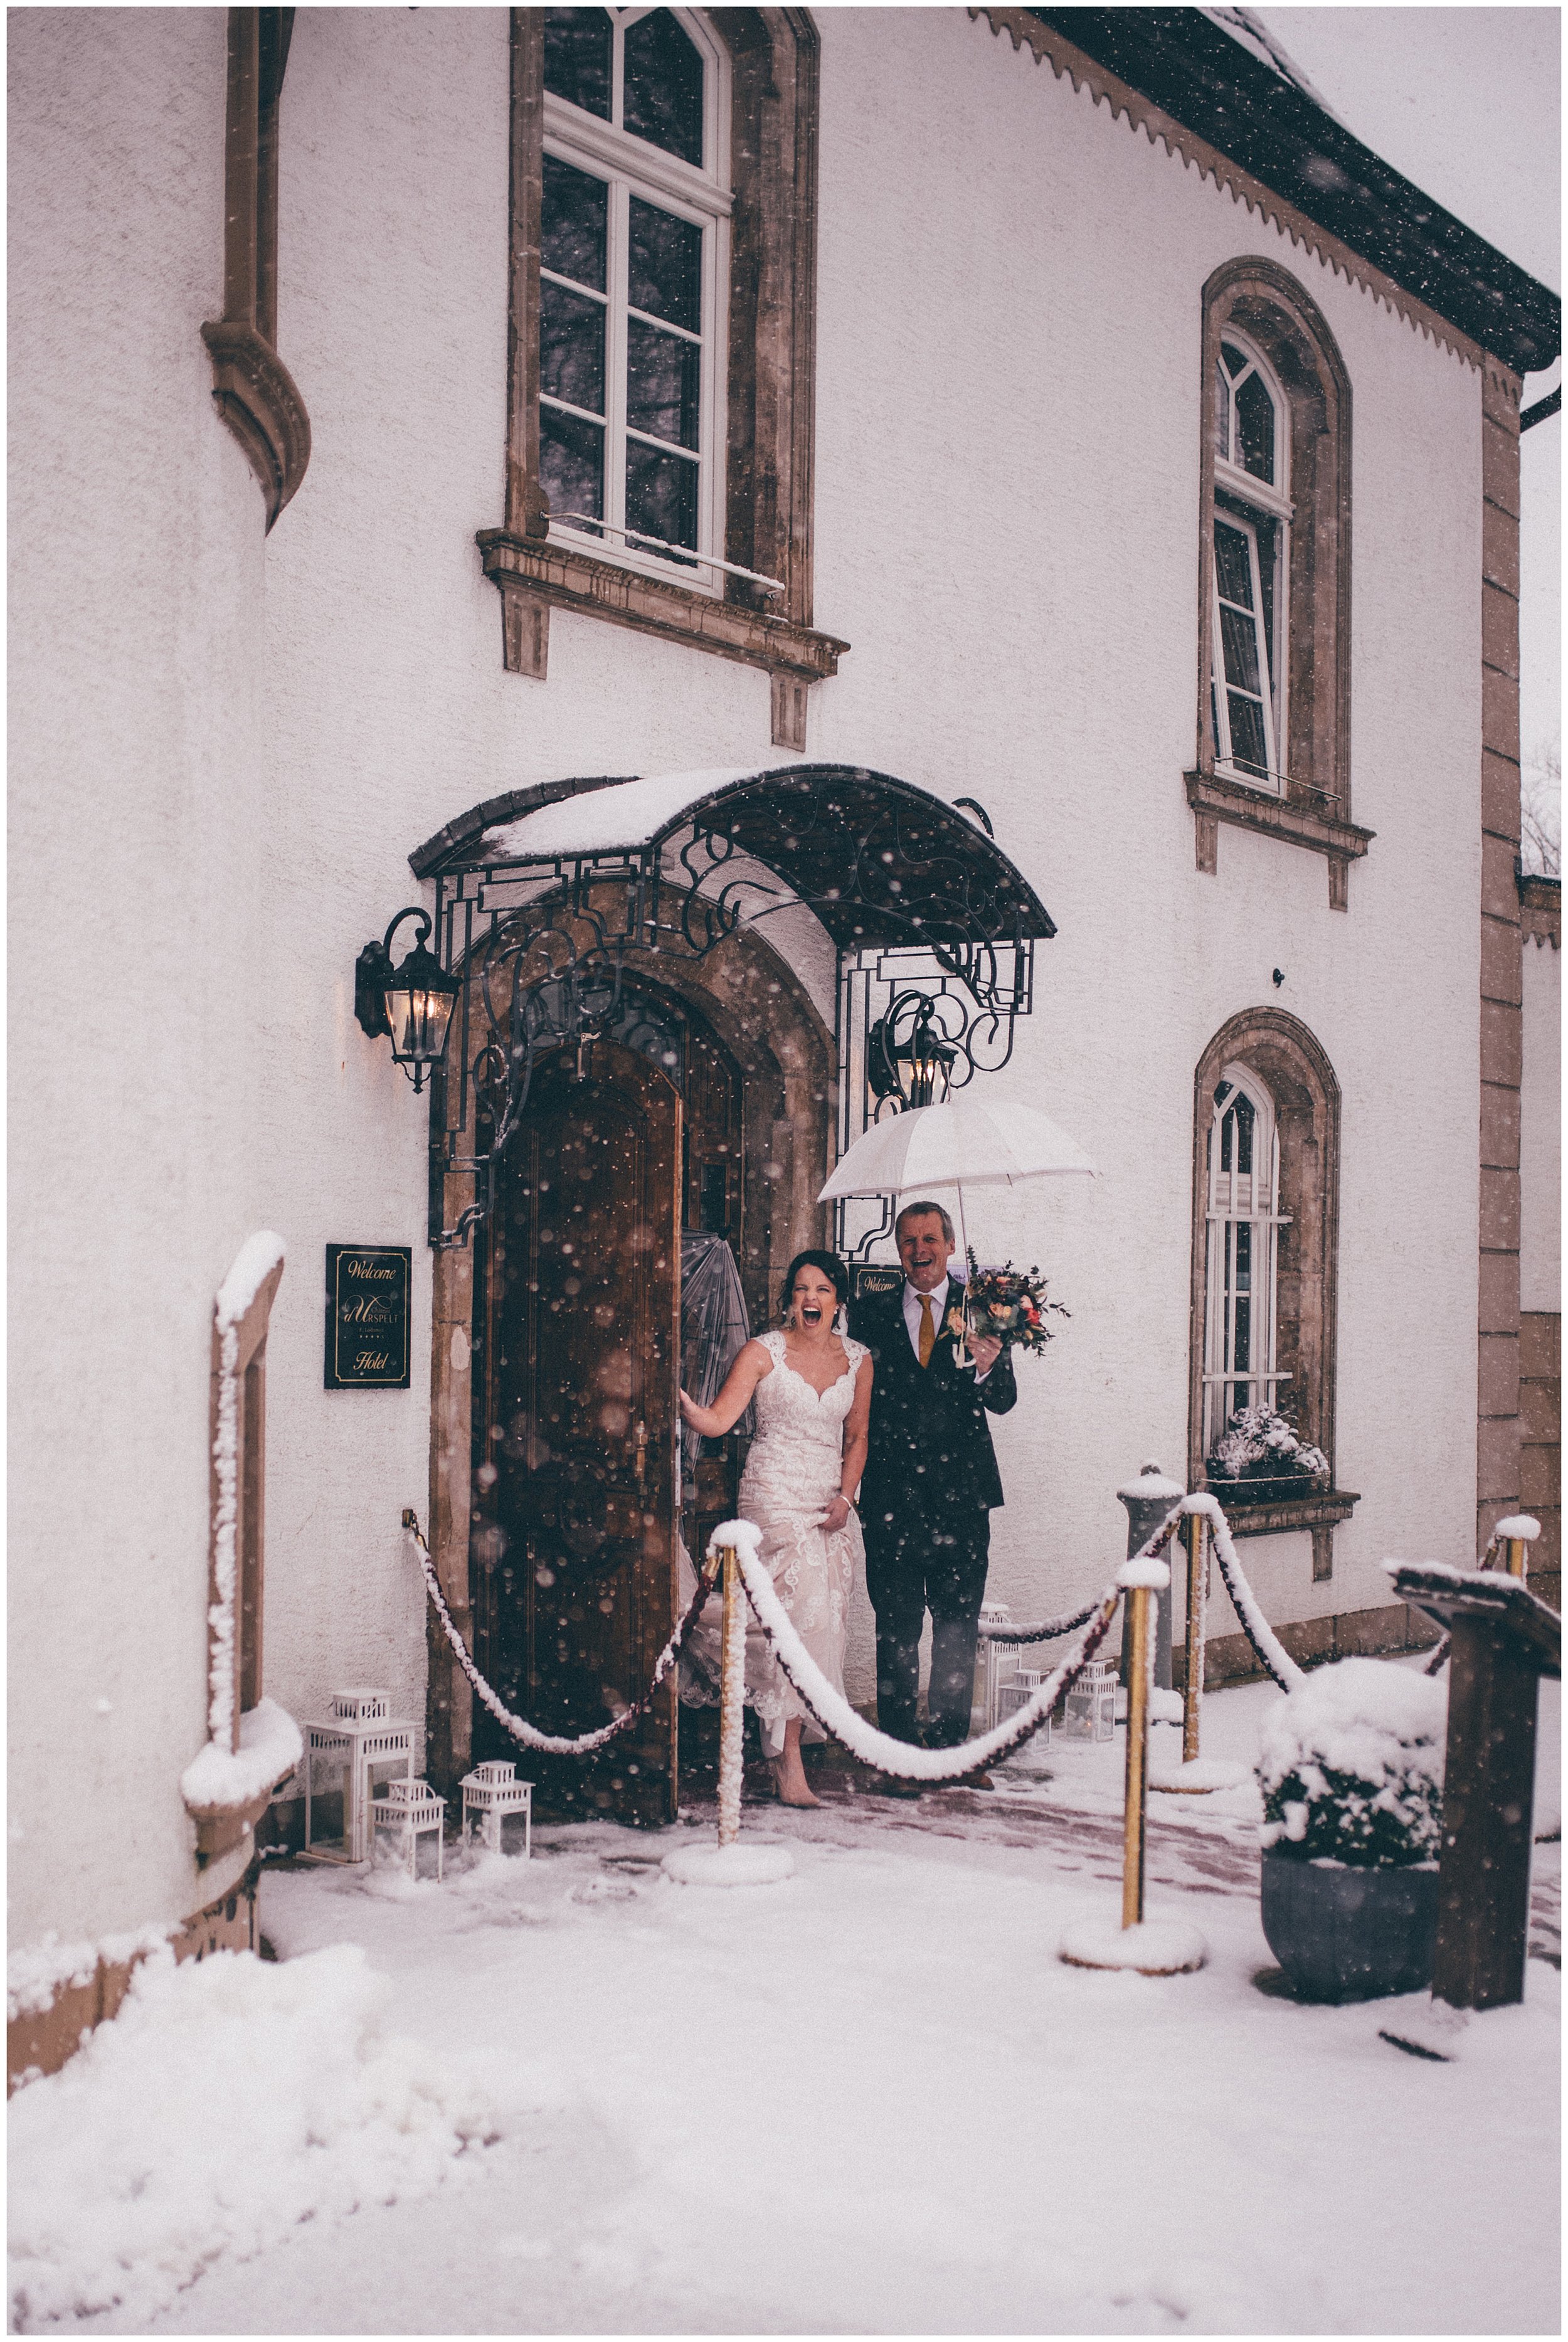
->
<box><xmin>864</xmin><ymin>1508</ymin><xmax>991</xmax><ymax>1747</ymax></box>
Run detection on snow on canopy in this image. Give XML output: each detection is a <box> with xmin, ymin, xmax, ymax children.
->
<box><xmin>419</xmin><ymin>765</ymin><xmax>1056</xmax><ymax>954</ymax></box>
<box><xmin>483</xmin><ymin>768</ymin><xmax>757</xmax><ymax>861</ymax></box>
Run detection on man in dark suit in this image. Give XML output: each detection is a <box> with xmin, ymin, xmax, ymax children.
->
<box><xmin>850</xmin><ymin>1200</ymin><xmax>1016</xmax><ymax>1782</ymax></box>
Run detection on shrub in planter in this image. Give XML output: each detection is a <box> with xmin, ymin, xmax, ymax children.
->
<box><xmin>1206</xmin><ymin>1406</ymin><xmax>1329</xmax><ymax>1495</ymax></box>
<box><xmin>1256</xmin><ymin>1657</ymin><xmax>1445</xmax><ymax>2001</ymax></box>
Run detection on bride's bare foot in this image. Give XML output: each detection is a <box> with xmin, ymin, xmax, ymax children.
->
<box><xmin>770</xmin><ymin>1757</ymin><xmax>820</xmax><ymax>1808</ymax></box>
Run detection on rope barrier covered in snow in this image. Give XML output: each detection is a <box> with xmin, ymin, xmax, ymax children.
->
<box><xmin>1187</xmin><ymin>1495</ymin><xmax>1306</xmax><ymax>1693</ymax></box>
<box><xmin>407</xmin><ymin>1488</ymin><xmax>1300</xmax><ymax>1779</ymax></box>
<box><xmin>716</xmin><ymin>1520</ymin><xmax>1125</xmax><ymax>1781</ymax></box>
<box><xmin>977</xmin><ymin>1499</ymin><xmax>1304</xmax><ymax>1685</ymax></box>
<box><xmin>705</xmin><ymin>1503</ymin><xmax>1200</xmax><ymax>1783</ymax></box>
<box><xmin>403</xmin><ymin>1510</ymin><xmax>721</xmax><ymax>1756</ymax></box>
<box><xmin>980</xmin><ymin>1599</ymin><xmax>1104</xmax><ymax>1646</ymax></box>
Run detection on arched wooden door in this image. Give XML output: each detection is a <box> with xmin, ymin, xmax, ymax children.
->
<box><xmin>473</xmin><ymin>1041</ymin><xmax>681</xmax><ymax>1823</ymax></box>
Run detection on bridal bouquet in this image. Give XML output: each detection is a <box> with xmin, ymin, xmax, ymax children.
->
<box><xmin>948</xmin><ymin>1253</ymin><xmax>1068</xmax><ymax>1355</ymax></box>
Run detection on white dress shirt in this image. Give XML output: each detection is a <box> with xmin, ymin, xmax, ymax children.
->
<box><xmin>902</xmin><ymin>1276</ymin><xmax>991</xmax><ymax>1380</ymax></box>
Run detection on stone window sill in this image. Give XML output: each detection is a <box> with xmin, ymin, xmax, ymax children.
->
<box><xmin>476</xmin><ymin>529</ymin><xmax>849</xmax><ymax>750</ymax></box>
<box><xmin>1206</xmin><ymin>1484</ymin><xmax>1359</xmax><ymax>1539</ymax></box>
<box><xmin>1185</xmin><ymin>770</ymin><xmax>1374</xmax><ymax>909</ymax></box>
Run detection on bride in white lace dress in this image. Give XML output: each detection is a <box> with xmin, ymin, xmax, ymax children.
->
<box><xmin>679</xmin><ymin>1251</ymin><xmax>871</xmax><ymax>1807</ymax></box>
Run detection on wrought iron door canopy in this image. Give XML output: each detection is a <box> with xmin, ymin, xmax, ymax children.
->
<box><xmin>396</xmin><ymin>766</ymin><xmax>1054</xmax><ymax>1246</ymax></box>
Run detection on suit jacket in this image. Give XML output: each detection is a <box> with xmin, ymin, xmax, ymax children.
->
<box><xmin>849</xmin><ymin>1286</ymin><xmax>1017</xmax><ymax>1524</ymax></box>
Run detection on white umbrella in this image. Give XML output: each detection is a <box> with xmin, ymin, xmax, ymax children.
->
<box><xmin>818</xmin><ymin>1095</ymin><xmax>1094</xmax><ymax>1364</ymax></box>
<box><xmin>818</xmin><ymin>1096</ymin><xmax>1096</xmax><ymax>1200</ymax></box>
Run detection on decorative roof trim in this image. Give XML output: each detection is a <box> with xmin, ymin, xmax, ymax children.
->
<box><xmin>1519</xmin><ymin>871</ymin><xmax>1562</xmax><ymax>951</ymax></box>
<box><xmin>972</xmin><ymin>5</ymin><xmax>1518</xmax><ymax>378</ymax></box>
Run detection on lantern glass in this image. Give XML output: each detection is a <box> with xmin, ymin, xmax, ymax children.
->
<box><xmin>382</xmin><ymin>940</ymin><xmax>458</xmax><ymax>1086</ymax></box>
<box><xmin>898</xmin><ymin>1015</ymin><xmax>955</xmax><ymax>1109</ymax></box>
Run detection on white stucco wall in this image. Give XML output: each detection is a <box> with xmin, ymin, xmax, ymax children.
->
<box><xmin>11</xmin><ymin>5</ymin><xmax>1501</xmax><ymax>1951</ymax></box>
<box><xmin>810</xmin><ymin>12</ymin><xmax>1482</xmax><ymax>1668</ymax></box>
<box><xmin>9</xmin><ymin>9</ymin><xmax>275</xmax><ymax>1947</ymax></box>
<box><xmin>1521</xmin><ymin>933</ymin><xmax>1562</xmax><ymax>1313</ymax></box>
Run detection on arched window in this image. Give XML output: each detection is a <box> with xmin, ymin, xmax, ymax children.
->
<box><xmin>1202</xmin><ymin>1065</ymin><xmax>1286</xmax><ymax>1449</ymax></box>
<box><xmin>1189</xmin><ymin>1012</ymin><xmax>1347</xmax><ymax>1553</ymax></box>
<box><xmin>1210</xmin><ymin>336</ymin><xmax>1288</xmax><ymax>790</ymax></box>
<box><xmin>539</xmin><ymin>6</ymin><xmax>728</xmax><ymax>583</ymax></box>
<box><xmin>1190</xmin><ymin>260</ymin><xmax>1365</xmax><ymax>908</ymax></box>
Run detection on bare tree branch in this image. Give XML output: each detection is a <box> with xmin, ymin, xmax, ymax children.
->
<box><xmin>1521</xmin><ymin>736</ymin><xmax>1561</xmax><ymax>879</ymax></box>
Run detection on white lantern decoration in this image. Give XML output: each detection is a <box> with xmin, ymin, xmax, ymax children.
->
<box><xmin>996</xmin><ymin>1666</ymin><xmax>1052</xmax><ymax>1769</ymax></box>
<box><xmin>975</xmin><ymin>1602</ymin><xmax>1018</xmax><ymax>1732</ymax></box>
<box><xmin>460</xmin><ymin>1761</ymin><xmax>534</xmax><ymax>1858</ymax></box>
<box><xmin>1058</xmin><ymin>1659</ymin><xmax>1118</xmax><ymax>1744</ymax></box>
<box><xmin>371</xmin><ymin>1778</ymin><xmax>447</xmax><ymax>1881</ymax></box>
<box><xmin>303</xmin><ymin>1688</ymin><xmax>416</xmax><ymax>1863</ymax></box>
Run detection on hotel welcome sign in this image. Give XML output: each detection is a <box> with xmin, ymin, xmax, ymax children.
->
<box><xmin>324</xmin><ymin>1244</ymin><xmax>412</xmax><ymax>1389</ymax></box>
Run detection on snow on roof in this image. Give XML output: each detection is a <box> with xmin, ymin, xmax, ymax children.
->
<box><xmin>483</xmin><ymin>769</ymin><xmax>758</xmax><ymax>862</ymax></box>
<box><xmin>1202</xmin><ymin>8</ymin><xmax>1346</xmax><ymax>129</ymax></box>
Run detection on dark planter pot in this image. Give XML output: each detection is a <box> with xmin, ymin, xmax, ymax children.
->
<box><xmin>1260</xmin><ymin>1846</ymin><xmax>1439</xmax><ymax>2003</ymax></box>
<box><xmin>1210</xmin><ymin>1474</ymin><xmax>1328</xmax><ymax>1505</ymax></box>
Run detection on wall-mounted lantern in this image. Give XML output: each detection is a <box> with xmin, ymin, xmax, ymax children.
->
<box><xmin>354</xmin><ymin>909</ymin><xmax>460</xmax><ymax>1094</ymax></box>
<box><xmin>867</xmin><ymin>991</ymin><xmax>958</xmax><ymax>1111</ymax></box>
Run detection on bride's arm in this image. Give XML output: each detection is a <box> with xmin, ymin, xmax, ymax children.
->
<box><xmin>679</xmin><ymin>1339</ymin><xmax>772</xmax><ymax>1439</ymax></box>
<box><xmin>824</xmin><ymin>1355</ymin><xmax>873</xmax><ymax>1530</ymax></box>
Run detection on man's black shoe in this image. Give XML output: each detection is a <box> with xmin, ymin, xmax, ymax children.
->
<box><xmin>871</xmin><ymin>1773</ymin><xmax>923</xmax><ymax>1799</ymax></box>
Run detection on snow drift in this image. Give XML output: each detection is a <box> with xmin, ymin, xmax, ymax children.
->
<box><xmin>8</xmin><ymin>1942</ymin><xmax>497</xmax><ymax>2330</ymax></box>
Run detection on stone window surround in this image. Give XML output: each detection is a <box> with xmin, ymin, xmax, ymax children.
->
<box><xmin>201</xmin><ymin>7</ymin><xmax>311</xmax><ymax>530</ymax></box>
<box><xmin>1189</xmin><ymin>1008</ymin><xmax>1353</xmax><ymax>1581</ymax></box>
<box><xmin>536</xmin><ymin>11</ymin><xmax>733</xmax><ymax>610</ymax></box>
<box><xmin>1190</xmin><ymin>257</ymin><xmax>1369</xmax><ymax>909</ymax></box>
<box><xmin>478</xmin><ymin>7</ymin><xmax>846</xmax><ymax>752</ymax></box>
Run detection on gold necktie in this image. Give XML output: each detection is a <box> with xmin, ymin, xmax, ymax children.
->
<box><xmin>918</xmin><ymin>1291</ymin><xmax>935</xmax><ymax>1368</ymax></box>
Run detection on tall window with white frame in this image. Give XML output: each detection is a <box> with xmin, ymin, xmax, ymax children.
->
<box><xmin>539</xmin><ymin>7</ymin><xmax>729</xmax><ymax>587</ymax></box>
<box><xmin>1210</xmin><ymin>336</ymin><xmax>1290</xmax><ymax>793</ymax></box>
<box><xmin>1202</xmin><ymin>1066</ymin><xmax>1290</xmax><ymax>1452</ymax></box>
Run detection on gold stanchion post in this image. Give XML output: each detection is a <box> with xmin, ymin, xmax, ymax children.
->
<box><xmin>1505</xmin><ymin>1534</ymin><xmax>1528</xmax><ymax>1582</ymax></box>
<box><xmin>1121</xmin><ymin>1581</ymin><xmax>1151</xmax><ymax>1930</ymax></box>
<box><xmin>1058</xmin><ymin>1560</ymin><xmax>1206</xmax><ymax>1974</ymax></box>
<box><xmin>1182</xmin><ymin>1511</ymin><xmax>1207</xmax><ymax>1766</ymax></box>
<box><xmin>662</xmin><ymin>1529</ymin><xmax>795</xmax><ymax>1887</ymax></box>
<box><xmin>717</xmin><ymin>1539</ymin><xmax>745</xmax><ymax>1850</ymax></box>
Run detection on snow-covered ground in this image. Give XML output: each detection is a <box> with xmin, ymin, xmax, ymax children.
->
<box><xmin>11</xmin><ymin>1676</ymin><xmax>1560</xmax><ymax>2336</ymax></box>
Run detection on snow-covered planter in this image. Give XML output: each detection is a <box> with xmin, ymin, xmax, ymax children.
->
<box><xmin>1205</xmin><ymin>1406</ymin><xmax>1328</xmax><ymax>1502</ymax></box>
<box><xmin>1256</xmin><ymin>1658</ymin><xmax>1446</xmax><ymax>2003</ymax></box>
